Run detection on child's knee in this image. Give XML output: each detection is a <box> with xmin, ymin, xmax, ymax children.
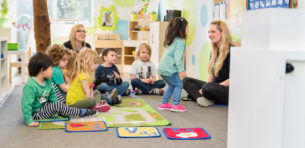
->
<box><xmin>159</xmin><ymin>80</ymin><xmax>166</xmax><ymax>87</ymax></box>
<box><xmin>87</xmin><ymin>99</ymin><xmax>97</xmax><ymax>107</ymax></box>
<box><xmin>182</xmin><ymin>77</ymin><xmax>190</xmax><ymax>84</ymax></box>
<box><xmin>122</xmin><ymin>81</ymin><xmax>129</xmax><ymax>88</ymax></box>
<box><xmin>201</xmin><ymin>82</ymin><xmax>215</xmax><ymax>96</ymax></box>
<box><xmin>97</xmin><ymin>83</ymin><xmax>109</xmax><ymax>91</ymax></box>
<box><xmin>131</xmin><ymin>78</ymin><xmax>141</xmax><ymax>85</ymax></box>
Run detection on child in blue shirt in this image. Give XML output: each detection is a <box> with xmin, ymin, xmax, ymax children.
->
<box><xmin>158</xmin><ymin>17</ymin><xmax>188</xmax><ymax>112</ymax></box>
<box><xmin>95</xmin><ymin>48</ymin><xmax>130</xmax><ymax>97</ymax></box>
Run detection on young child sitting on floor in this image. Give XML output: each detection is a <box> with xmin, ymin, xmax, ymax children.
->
<box><xmin>46</xmin><ymin>44</ymin><xmax>70</xmax><ymax>97</ymax></box>
<box><xmin>66</xmin><ymin>49</ymin><xmax>116</xmax><ymax>112</ymax></box>
<box><xmin>130</xmin><ymin>42</ymin><xmax>165</xmax><ymax>95</ymax></box>
<box><xmin>95</xmin><ymin>48</ymin><xmax>130</xmax><ymax>101</ymax></box>
<box><xmin>21</xmin><ymin>53</ymin><xmax>98</xmax><ymax>127</ymax></box>
<box><xmin>62</xmin><ymin>50</ymin><xmax>77</xmax><ymax>85</ymax></box>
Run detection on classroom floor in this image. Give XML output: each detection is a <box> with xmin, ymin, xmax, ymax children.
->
<box><xmin>0</xmin><ymin>84</ymin><xmax>228</xmax><ymax>148</ymax></box>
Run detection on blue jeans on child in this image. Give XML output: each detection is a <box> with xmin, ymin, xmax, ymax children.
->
<box><xmin>97</xmin><ymin>81</ymin><xmax>129</xmax><ymax>95</ymax></box>
<box><xmin>131</xmin><ymin>78</ymin><xmax>165</xmax><ymax>94</ymax></box>
<box><xmin>161</xmin><ymin>73</ymin><xmax>182</xmax><ymax>105</ymax></box>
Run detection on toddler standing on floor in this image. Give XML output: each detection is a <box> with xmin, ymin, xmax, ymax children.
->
<box><xmin>66</xmin><ymin>49</ymin><xmax>115</xmax><ymax>112</ymax></box>
<box><xmin>130</xmin><ymin>42</ymin><xmax>165</xmax><ymax>95</ymax></box>
<box><xmin>46</xmin><ymin>44</ymin><xmax>70</xmax><ymax>97</ymax></box>
<box><xmin>157</xmin><ymin>17</ymin><xmax>189</xmax><ymax>112</ymax></box>
<box><xmin>95</xmin><ymin>48</ymin><xmax>130</xmax><ymax>101</ymax></box>
<box><xmin>21</xmin><ymin>53</ymin><xmax>98</xmax><ymax>127</ymax></box>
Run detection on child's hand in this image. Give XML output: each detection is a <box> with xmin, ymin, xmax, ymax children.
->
<box><xmin>28</xmin><ymin>122</ymin><xmax>40</xmax><ymax>127</ymax></box>
<box><xmin>113</xmin><ymin>71</ymin><xmax>120</xmax><ymax>79</ymax></box>
<box><xmin>179</xmin><ymin>71</ymin><xmax>187</xmax><ymax>78</ymax></box>
<box><xmin>141</xmin><ymin>79</ymin><xmax>150</xmax><ymax>84</ymax></box>
<box><xmin>150</xmin><ymin>78</ymin><xmax>155</xmax><ymax>84</ymax></box>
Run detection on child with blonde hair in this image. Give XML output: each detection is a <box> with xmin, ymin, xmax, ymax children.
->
<box><xmin>158</xmin><ymin>17</ymin><xmax>188</xmax><ymax>112</ymax></box>
<box><xmin>22</xmin><ymin>53</ymin><xmax>98</xmax><ymax>127</ymax></box>
<box><xmin>62</xmin><ymin>50</ymin><xmax>77</xmax><ymax>85</ymax></box>
<box><xmin>130</xmin><ymin>42</ymin><xmax>165</xmax><ymax>95</ymax></box>
<box><xmin>46</xmin><ymin>44</ymin><xmax>70</xmax><ymax>95</ymax></box>
<box><xmin>66</xmin><ymin>49</ymin><xmax>116</xmax><ymax>112</ymax></box>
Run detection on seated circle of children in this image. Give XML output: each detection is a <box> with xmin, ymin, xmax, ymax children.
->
<box><xmin>66</xmin><ymin>49</ymin><xmax>118</xmax><ymax>112</ymax></box>
<box><xmin>21</xmin><ymin>52</ymin><xmax>98</xmax><ymax>127</ymax></box>
<box><xmin>94</xmin><ymin>48</ymin><xmax>130</xmax><ymax>99</ymax></box>
<box><xmin>130</xmin><ymin>42</ymin><xmax>165</xmax><ymax>95</ymax></box>
<box><xmin>46</xmin><ymin>44</ymin><xmax>70</xmax><ymax>97</ymax></box>
<box><xmin>157</xmin><ymin>17</ymin><xmax>189</xmax><ymax>112</ymax></box>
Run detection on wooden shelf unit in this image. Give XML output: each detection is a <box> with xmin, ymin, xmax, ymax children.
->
<box><xmin>128</xmin><ymin>20</ymin><xmax>154</xmax><ymax>41</ymax></box>
<box><xmin>0</xmin><ymin>39</ymin><xmax>9</xmax><ymax>105</ymax></box>
<box><xmin>121</xmin><ymin>40</ymin><xmax>147</xmax><ymax>73</ymax></box>
<box><xmin>94</xmin><ymin>33</ymin><xmax>124</xmax><ymax>71</ymax></box>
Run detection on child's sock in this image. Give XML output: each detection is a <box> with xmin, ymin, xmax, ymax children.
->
<box><xmin>79</xmin><ymin>109</ymin><xmax>86</xmax><ymax>116</ymax></box>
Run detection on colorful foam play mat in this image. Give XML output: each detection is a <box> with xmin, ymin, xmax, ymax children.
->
<box><xmin>39</xmin><ymin>121</ymin><xmax>69</xmax><ymax>130</ymax></box>
<box><xmin>34</xmin><ymin>115</ymin><xmax>70</xmax><ymax>122</ymax></box>
<box><xmin>39</xmin><ymin>99</ymin><xmax>170</xmax><ymax>130</ymax></box>
<box><xmin>163</xmin><ymin>128</ymin><xmax>211</xmax><ymax>140</ymax></box>
<box><xmin>116</xmin><ymin>127</ymin><xmax>161</xmax><ymax>138</ymax></box>
<box><xmin>65</xmin><ymin>121</ymin><xmax>108</xmax><ymax>132</ymax></box>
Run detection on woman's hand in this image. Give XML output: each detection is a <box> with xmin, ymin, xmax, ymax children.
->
<box><xmin>28</xmin><ymin>122</ymin><xmax>39</xmax><ymax>127</ymax></box>
<box><xmin>220</xmin><ymin>79</ymin><xmax>230</xmax><ymax>87</ymax></box>
<box><xmin>198</xmin><ymin>89</ymin><xmax>203</xmax><ymax>95</ymax></box>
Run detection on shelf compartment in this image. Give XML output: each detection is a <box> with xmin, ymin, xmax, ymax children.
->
<box><xmin>124</xmin><ymin>47</ymin><xmax>136</xmax><ymax>55</ymax></box>
<box><xmin>124</xmin><ymin>57</ymin><xmax>135</xmax><ymax>65</ymax></box>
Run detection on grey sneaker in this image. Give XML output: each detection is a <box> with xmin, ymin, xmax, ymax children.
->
<box><xmin>181</xmin><ymin>97</ymin><xmax>192</xmax><ymax>101</ymax></box>
<box><xmin>149</xmin><ymin>88</ymin><xmax>163</xmax><ymax>95</ymax></box>
<box><xmin>180</xmin><ymin>89</ymin><xmax>188</xmax><ymax>98</ymax></box>
<box><xmin>197</xmin><ymin>96</ymin><xmax>214</xmax><ymax>107</ymax></box>
<box><xmin>84</xmin><ymin>109</ymin><xmax>98</xmax><ymax>117</ymax></box>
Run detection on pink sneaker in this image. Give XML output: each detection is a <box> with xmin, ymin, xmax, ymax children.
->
<box><xmin>90</xmin><ymin>101</ymin><xmax>111</xmax><ymax>112</ymax></box>
<box><xmin>170</xmin><ymin>104</ymin><xmax>187</xmax><ymax>112</ymax></box>
<box><xmin>158</xmin><ymin>103</ymin><xmax>172</xmax><ymax>110</ymax></box>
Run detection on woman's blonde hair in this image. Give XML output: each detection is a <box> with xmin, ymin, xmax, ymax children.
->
<box><xmin>70</xmin><ymin>24</ymin><xmax>86</xmax><ymax>52</ymax></box>
<box><xmin>208</xmin><ymin>20</ymin><xmax>232</xmax><ymax>77</ymax></box>
<box><xmin>135</xmin><ymin>42</ymin><xmax>152</xmax><ymax>60</ymax></box>
<box><xmin>71</xmin><ymin>49</ymin><xmax>98</xmax><ymax>82</ymax></box>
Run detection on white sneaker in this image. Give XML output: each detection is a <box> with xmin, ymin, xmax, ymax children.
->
<box><xmin>149</xmin><ymin>88</ymin><xmax>163</xmax><ymax>95</ymax></box>
<box><xmin>197</xmin><ymin>96</ymin><xmax>214</xmax><ymax>107</ymax></box>
<box><xmin>180</xmin><ymin>89</ymin><xmax>188</xmax><ymax>99</ymax></box>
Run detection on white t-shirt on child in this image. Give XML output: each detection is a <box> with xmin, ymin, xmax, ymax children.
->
<box><xmin>130</xmin><ymin>59</ymin><xmax>157</xmax><ymax>79</ymax></box>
